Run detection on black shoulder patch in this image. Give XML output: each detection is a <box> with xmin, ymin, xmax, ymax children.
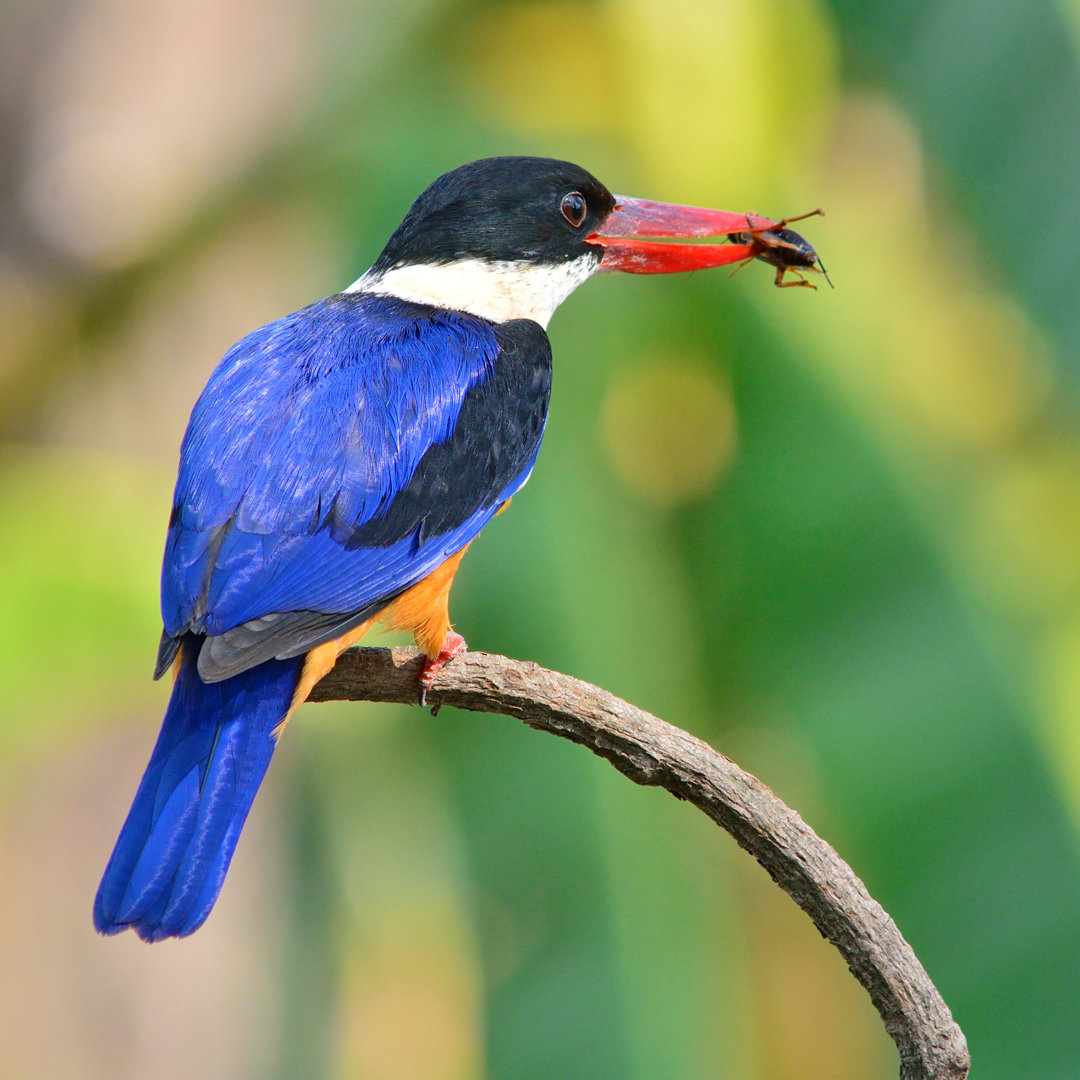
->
<box><xmin>170</xmin><ymin>319</ymin><xmax>554</xmax><ymax>684</ymax></box>
<box><xmin>343</xmin><ymin>318</ymin><xmax>552</xmax><ymax>548</ymax></box>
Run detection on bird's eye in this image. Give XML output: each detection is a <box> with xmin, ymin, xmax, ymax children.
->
<box><xmin>560</xmin><ymin>191</ymin><xmax>587</xmax><ymax>228</ymax></box>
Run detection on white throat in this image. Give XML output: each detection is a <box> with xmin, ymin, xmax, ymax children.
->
<box><xmin>345</xmin><ymin>254</ymin><xmax>600</xmax><ymax>328</ymax></box>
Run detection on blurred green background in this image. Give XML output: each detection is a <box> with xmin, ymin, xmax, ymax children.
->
<box><xmin>2</xmin><ymin>0</ymin><xmax>1079</xmax><ymax>1076</ymax></box>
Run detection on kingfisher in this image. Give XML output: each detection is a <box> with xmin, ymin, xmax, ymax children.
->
<box><xmin>94</xmin><ymin>156</ymin><xmax>786</xmax><ymax>941</ymax></box>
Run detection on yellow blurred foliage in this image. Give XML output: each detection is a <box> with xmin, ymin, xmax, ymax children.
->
<box><xmin>967</xmin><ymin>446</ymin><xmax>1080</xmax><ymax>611</ymax></box>
<box><xmin>1043</xmin><ymin>617</ymin><xmax>1080</xmax><ymax>825</ymax></box>
<box><xmin>340</xmin><ymin>928</ymin><xmax>480</xmax><ymax>1080</ymax></box>
<box><xmin>463</xmin><ymin>2</ymin><xmax>619</xmax><ymax>134</ymax></box>
<box><xmin>613</xmin><ymin>0</ymin><xmax>837</xmax><ymax>205</ymax></box>
<box><xmin>461</xmin><ymin>0</ymin><xmax>836</xmax><ymax>207</ymax></box>
<box><xmin>0</xmin><ymin>448</ymin><xmax>168</xmax><ymax>771</ymax></box>
<box><xmin>601</xmin><ymin>357</ymin><xmax>737</xmax><ymax>505</ymax></box>
<box><xmin>790</xmin><ymin>94</ymin><xmax>1052</xmax><ymax>460</ymax></box>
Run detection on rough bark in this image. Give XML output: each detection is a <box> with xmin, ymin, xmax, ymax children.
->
<box><xmin>311</xmin><ymin>647</ymin><xmax>970</xmax><ymax>1080</ymax></box>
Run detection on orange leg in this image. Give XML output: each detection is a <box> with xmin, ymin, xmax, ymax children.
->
<box><xmin>276</xmin><ymin>616</ymin><xmax>378</xmax><ymax>737</ymax></box>
<box><xmin>378</xmin><ymin>545</ymin><xmax>470</xmax><ymax>658</ymax></box>
<box><xmin>775</xmin><ymin>267</ymin><xmax>817</xmax><ymax>290</ymax></box>
<box><xmin>379</xmin><ymin>545</ymin><xmax>472</xmax><ymax>704</ymax></box>
<box><xmin>276</xmin><ymin>543</ymin><xmax>474</xmax><ymax>730</ymax></box>
<box><xmin>727</xmin><ymin>256</ymin><xmax>754</xmax><ymax>279</ymax></box>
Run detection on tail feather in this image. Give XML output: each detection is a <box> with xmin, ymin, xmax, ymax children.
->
<box><xmin>94</xmin><ymin>638</ymin><xmax>303</xmax><ymax>942</ymax></box>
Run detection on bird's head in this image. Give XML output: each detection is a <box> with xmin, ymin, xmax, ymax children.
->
<box><xmin>353</xmin><ymin>156</ymin><xmax>777</xmax><ymax>327</ymax></box>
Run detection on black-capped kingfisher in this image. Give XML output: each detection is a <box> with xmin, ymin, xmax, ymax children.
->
<box><xmin>94</xmin><ymin>156</ymin><xmax>785</xmax><ymax>941</ymax></box>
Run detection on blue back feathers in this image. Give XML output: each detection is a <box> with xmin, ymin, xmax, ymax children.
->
<box><xmin>163</xmin><ymin>293</ymin><xmax>506</xmax><ymax>637</ymax></box>
<box><xmin>98</xmin><ymin>291</ymin><xmax>552</xmax><ymax>939</ymax></box>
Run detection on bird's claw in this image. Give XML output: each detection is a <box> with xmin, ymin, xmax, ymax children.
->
<box><xmin>418</xmin><ymin>632</ymin><xmax>467</xmax><ymax>706</ymax></box>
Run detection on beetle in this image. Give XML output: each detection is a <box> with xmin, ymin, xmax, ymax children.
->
<box><xmin>728</xmin><ymin>209</ymin><xmax>832</xmax><ymax>290</ymax></box>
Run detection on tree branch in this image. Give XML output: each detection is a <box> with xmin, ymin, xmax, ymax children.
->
<box><xmin>311</xmin><ymin>647</ymin><xmax>969</xmax><ymax>1080</ymax></box>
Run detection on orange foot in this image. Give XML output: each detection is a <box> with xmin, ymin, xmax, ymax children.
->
<box><xmin>419</xmin><ymin>632</ymin><xmax>467</xmax><ymax>706</ymax></box>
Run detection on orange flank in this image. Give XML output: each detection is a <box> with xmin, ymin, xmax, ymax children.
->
<box><xmin>275</xmin><ymin>543</ymin><xmax>473</xmax><ymax>735</ymax></box>
<box><xmin>280</xmin><ymin>616</ymin><xmax>378</xmax><ymax>735</ymax></box>
<box><xmin>379</xmin><ymin>544</ymin><xmax>471</xmax><ymax>657</ymax></box>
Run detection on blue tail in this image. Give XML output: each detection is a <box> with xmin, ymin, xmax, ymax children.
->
<box><xmin>94</xmin><ymin>639</ymin><xmax>304</xmax><ymax>941</ymax></box>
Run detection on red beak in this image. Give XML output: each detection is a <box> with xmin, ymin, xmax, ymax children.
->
<box><xmin>588</xmin><ymin>196</ymin><xmax>778</xmax><ymax>274</ymax></box>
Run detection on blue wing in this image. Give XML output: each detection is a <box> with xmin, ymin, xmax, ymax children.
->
<box><xmin>158</xmin><ymin>292</ymin><xmax>551</xmax><ymax>680</ymax></box>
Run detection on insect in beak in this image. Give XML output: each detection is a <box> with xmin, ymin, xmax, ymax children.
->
<box><xmin>727</xmin><ymin>209</ymin><xmax>833</xmax><ymax>290</ymax></box>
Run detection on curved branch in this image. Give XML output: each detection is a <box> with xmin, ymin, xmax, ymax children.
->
<box><xmin>311</xmin><ymin>647</ymin><xmax>969</xmax><ymax>1080</ymax></box>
